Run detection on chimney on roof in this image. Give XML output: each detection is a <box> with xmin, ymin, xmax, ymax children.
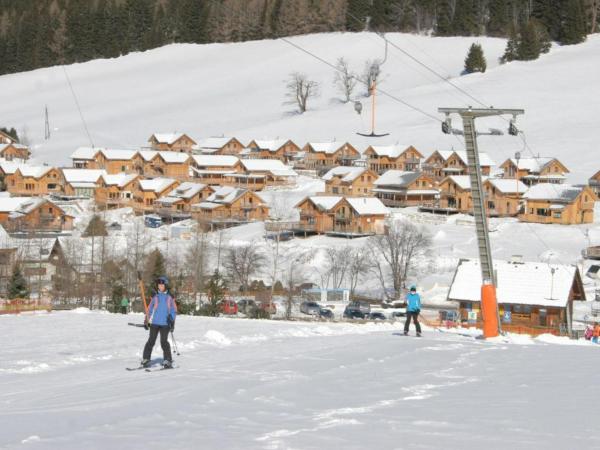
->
<box><xmin>510</xmin><ymin>255</ymin><xmax>524</xmax><ymax>264</ymax></box>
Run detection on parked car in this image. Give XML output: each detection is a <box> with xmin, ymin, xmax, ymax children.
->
<box><xmin>237</xmin><ymin>299</ymin><xmax>257</xmax><ymax>314</ymax></box>
<box><xmin>344</xmin><ymin>308</ymin><xmax>365</xmax><ymax>319</ymax></box>
<box><xmin>219</xmin><ymin>300</ymin><xmax>238</xmax><ymax>315</ymax></box>
<box><xmin>368</xmin><ymin>311</ymin><xmax>387</xmax><ymax>321</ymax></box>
<box><xmin>107</xmin><ymin>221</ymin><xmax>122</xmax><ymax>231</ymax></box>
<box><xmin>319</xmin><ymin>308</ymin><xmax>334</xmax><ymax>320</ymax></box>
<box><xmin>259</xmin><ymin>301</ymin><xmax>277</xmax><ymax>314</ymax></box>
<box><xmin>382</xmin><ymin>298</ymin><xmax>405</xmax><ymax>309</ymax></box>
<box><xmin>300</xmin><ymin>301</ymin><xmax>321</xmax><ymax>315</ymax></box>
<box><xmin>345</xmin><ymin>300</ymin><xmax>371</xmax><ymax>315</ymax></box>
<box><xmin>144</xmin><ymin>214</ymin><xmax>162</xmax><ymax>228</ymax></box>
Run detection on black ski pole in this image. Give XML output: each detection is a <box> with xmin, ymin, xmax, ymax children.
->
<box><xmin>170</xmin><ymin>331</ymin><xmax>180</xmax><ymax>356</ymax></box>
<box><xmin>128</xmin><ymin>322</ymin><xmax>146</xmax><ymax>328</ymax></box>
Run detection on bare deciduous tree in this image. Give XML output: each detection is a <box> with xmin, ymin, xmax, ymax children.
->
<box><xmin>368</xmin><ymin>221</ymin><xmax>432</xmax><ymax>300</ymax></box>
<box><xmin>284</xmin><ymin>72</ymin><xmax>320</xmax><ymax>113</ymax></box>
<box><xmin>347</xmin><ymin>246</ymin><xmax>371</xmax><ymax>297</ymax></box>
<box><xmin>333</xmin><ymin>57</ymin><xmax>357</xmax><ymax>103</ymax></box>
<box><xmin>185</xmin><ymin>226</ymin><xmax>209</xmax><ymax>303</ymax></box>
<box><xmin>223</xmin><ymin>241</ymin><xmax>266</xmax><ymax>292</ymax></box>
<box><xmin>322</xmin><ymin>246</ymin><xmax>352</xmax><ymax>289</ymax></box>
<box><xmin>281</xmin><ymin>250</ymin><xmax>313</xmax><ymax>320</ymax></box>
<box><xmin>362</xmin><ymin>59</ymin><xmax>382</xmax><ymax>97</ymax></box>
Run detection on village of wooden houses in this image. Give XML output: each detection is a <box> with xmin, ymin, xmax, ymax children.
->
<box><xmin>2</xmin><ymin>127</ymin><xmax>600</xmax><ymax>337</ymax></box>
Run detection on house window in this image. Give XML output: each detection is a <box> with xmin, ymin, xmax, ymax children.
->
<box><xmin>536</xmin><ymin>208</ymin><xmax>549</xmax><ymax>216</ymax></box>
<box><xmin>487</xmin><ymin>201</ymin><xmax>495</xmax><ymax>209</ymax></box>
<box><xmin>553</xmin><ymin>212</ymin><xmax>562</xmax><ymax>219</ymax></box>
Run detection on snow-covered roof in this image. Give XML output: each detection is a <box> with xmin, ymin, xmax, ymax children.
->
<box><xmin>158</xmin><ymin>152</ymin><xmax>190</xmax><ymax>163</ymax></box>
<box><xmin>101</xmin><ymin>149</ymin><xmax>138</xmax><ymax>160</ymax></box>
<box><xmin>196</xmin><ymin>137</ymin><xmax>239</xmax><ymax>149</ymax></box>
<box><xmin>346</xmin><ymin>197</ymin><xmax>390</xmax><ymax>216</ymax></box>
<box><xmin>374</xmin><ymin>170</ymin><xmax>422</xmax><ymax>187</ymax></box>
<box><xmin>192</xmin><ymin>155</ymin><xmax>240</xmax><ymax>167</ymax></box>
<box><xmin>0</xmin><ymin>161</ymin><xmax>27</xmax><ymax>175</ymax></box>
<box><xmin>367</xmin><ymin>144</ymin><xmax>416</xmax><ymax>158</ymax></box>
<box><xmin>160</xmin><ymin>182</ymin><xmax>208</xmax><ymax>201</ymax></box>
<box><xmin>240</xmin><ymin>159</ymin><xmax>297</xmax><ymax>176</ymax></box>
<box><xmin>507</xmin><ymin>157</ymin><xmax>567</xmax><ymax>174</ymax></box>
<box><xmin>0</xmin><ymin>197</ymin><xmax>45</xmax><ymax>213</ymax></box>
<box><xmin>307</xmin><ymin>142</ymin><xmax>342</xmax><ymax>154</ymax></box>
<box><xmin>205</xmin><ymin>186</ymin><xmax>246</xmax><ymax>204</ymax></box>
<box><xmin>138</xmin><ymin>178</ymin><xmax>177</xmax><ymax>193</ymax></box>
<box><xmin>138</xmin><ymin>150</ymin><xmax>158</xmax><ymax>161</ymax></box>
<box><xmin>444</xmin><ymin>175</ymin><xmax>481</xmax><ymax>190</ymax></box>
<box><xmin>251</xmin><ymin>139</ymin><xmax>289</xmax><ymax>152</ymax></box>
<box><xmin>62</xmin><ymin>169</ymin><xmax>106</xmax><ymax>184</ymax></box>
<box><xmin>523</xmin><ymin>184</ymin><xmax>584</xmax><ymax>203</ymax></box>
<box><xmin>16</xmin><ymin>165</ymin><xmax>54</xmax><ymax>178</ymax></box>
<box><xmin>194</xmin><ymin>201</ymin><xmax>224</xmax><ymax>210</ymax></box>
<box><xmin>322</xmin><ymin>166</ymin><xmax>367</xmax><ymax>182</ymax></box>
<box><xmin>0</xmin><ymin>143</ymin><xmax>29</xmax><ymax>151</ymax></box>
<box><xmin>486</xmin><ymin>178</ymin><xmax>528</xmax><ymax>194</ymax></box>
<box><xmin>453</xmin><ymin>151</ymin><xmax>495</xmax><ymax>167</ymax></box>
<box><xmin>448</xmin><ymin>259</ymin><xmax>583</xmax><ymax>308</ymax></box>
<box><xmin>102</xmin><ymin>173</ymin><xmax>138</xmax><ymax>187</ymax></box>
<box><xmin>71</xmin><ymin>147</ymin><xmax>100</xmax><ymax>160</ymax></box>
<box><xmin>14</xmin><ymin>237</ymin><xmax>59</xmax><ymax>263</ymax></box>
<box><xmin>151</xmin><ymin>133</ymin><xmax>190</xmax><ymax>145</ymax></box>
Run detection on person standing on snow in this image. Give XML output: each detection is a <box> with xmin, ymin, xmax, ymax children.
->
<box><xmin>120</xmin><ymin>296</ymin><xmax>129</xmax><ymax>314</ymax></box>
<box><xmin>403</xmin><ymin>285</ymin><xmax>422</xmax><ymax>337</ymax></box>
<box><xmin>141</xmin><ymin>276</ymin><xmax>177</xmax><ymax>368</ymax></box>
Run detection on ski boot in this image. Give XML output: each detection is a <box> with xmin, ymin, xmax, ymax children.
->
<box><xmin>163</xmin><ymin>360</ymin><xmax>173</xmax><ymax>369</ymax></box>
<box><xmin>141</xmin><ymin>359</ymin><xmax>151</xmax><ymax>368</ymax></box>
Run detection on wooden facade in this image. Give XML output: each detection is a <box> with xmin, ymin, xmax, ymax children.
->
<box><xmin>131</xmin><ymin>178</ymin><xmax>180</xmax><ymax>214</ymax></box>
<box><xmin>364</xmin><ymin>145</ymin><xmax>423</xmax><ymax>174</ymax></box>
<box><xmin>191</xmin><ymin>187</ymin><xmax>269</xmax><ymax>227</ymax></box>
<box><xmin>323</xmin><ymin>167</ymin><xmax>377</xmax><ymax>197</ymax></box>
<box><xmin>302</xmin><ymin>142</ymin><xmax>361</xmax><ymax>171</ymax></box>
<box><xmin>0</xmin><ymin>130</ymin><xmax>16</xmax><ymax>144</ymax></box>
<box><xmin>422</xmin><ymin>150</ymin><xmax>453</xmax><ymax>181</ymax></box>
<box><xmin>148</xmin><ymin>133</ymin><xmax>197</xmax><ymax>153</ymax></box>
<box><xmin>373</xmin><ymin>171</ymin><xmax>438</xmax><ymax>208</ymax></box>
<box><xmin>95</xmin><ymin>174</ymin><xmax>140</xmax><ymax>209</ymax></box>
<box><xmin>482</xmin><ymin>179</ymin><xmax>527</xmax><ymax>217</ymax></box>
<box><xmin>589</xmin><ymin>170</ymin><xmax>600</xmax><ymax>196</ymax></box>
<box><xmin>0</xmin><ymin>198</ymin><xmax>74</xmax><ymax>233</ymax></box>
<box><xmin>499</xmin><ymin>157</ymin><xmax>569</xmax><ymax>185</ymax></box>
<box><xmin>139</xmin><ymin>152</ymin><xmax>190</xmax><ymax>179</ymax></box>
<box><xmin>295</xmin><ymin>196</ymin><xmax>388</xmax><ymax>235</ymax></box>
<box><xmin>196</xmin><ymin>137</ymin><xmax>245</xmax><ymax>155</ymax></box>
<box><xmin>6</xmin><ymin>167</ymin><xmax>65</xmax><ymax>197</ymax></box>
<box><xmin>246</xmin><ymin>139</ymin><xmax>301</xmax><ymax>163</ymax></box>
<box><xmin>0</xmin><ymin>143</ymin><xmax>30</xmax><ymax>161</ymax></box>
<box><xmin>155</xmin><ymin>182</ymin><xmax>214</xmax><ymax>218</ymax></box>
<box><xmin>438</xmin><ymin>176</ymin><xmax>472</xmax><ymax>213</ymax></box>
<box><xmin>191</xmin><ymin>155</ymin><xmax>243</xmax><ymax>185</ymax></box>
<box><xmin>520</xmin><ymin>185</ymin><xmax>597</xmax><ymax>225</ymax></box>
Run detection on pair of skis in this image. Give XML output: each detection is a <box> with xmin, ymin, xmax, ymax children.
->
<box><xmin>126</xmin><ymin>363</ymin><xmax>176</xmax><ymax>372</ymax></box>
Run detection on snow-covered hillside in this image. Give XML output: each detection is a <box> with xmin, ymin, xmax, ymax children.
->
<box><xmin>2</xmin><ymin>310</ymin><xmax>600</xmax><ymax>450</ymax></box>
<box><xmin>1</xmin><ymin>33</ymin><xmax>599</xmax><ymax>182</ymax></box>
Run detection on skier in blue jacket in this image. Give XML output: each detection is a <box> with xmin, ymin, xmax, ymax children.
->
<box><xmin>141</xmin><ymin>276</ymin><xmax>177</xmax><ymax>368</ymax></box>
<box><xmin>403</xmin><ymin>285</ymin><xmax>422</xmax><ymax>336</ymax></box>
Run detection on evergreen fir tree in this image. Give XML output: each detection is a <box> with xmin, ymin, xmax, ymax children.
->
<box><xmin>517</xmin><ymin>21</ymin><xmax>541</xmax><ymax>60</ymax></box>
<box><xmin>435</xmin><ymin>0</ymin><xmax>454</xmax><ymax>36</ymax></box>
<box><xmin>500</xmin><ymin>26</ymin><xmax>519</xmax><ymax>63</ymax></box>
<box><xmin>203</xmin><ymin>270</ymin><xmax>226</xmax><ymax>317</ymax></box>
<box><xmin>346</xmin><ymin>0</ymin><xmax>372</xmax><ymax>32</ymax></box>
<box><xmin>559</xmin><ymin>0</ymin><xmax>587</xmax><ymax>45</ymax></box>
<box><xmin>451</xmin><ymin>0</ymin><xmax>479</xmax><ymax>36</ymax></box>
<box><xmin>487</xmin><ymin>0</ymin><xmax>510</xmax><ymax>37</ymax></box>
<box><xmin>8</xmin><ymin>264</ymin><xmax>29</xmax><ymax>299</ymax></box>
<box><xmin>532</xmin><ymin>0</ymin><xmax>563</xmax><ymax>40</ymax></box>
<box><xmin>145</xmin><ymin>249</ymin><xmax>167</xmax><ymax>295</ymax></box>
<box><xmin>83</xmin><ymin>215</ymin><xmax>108</xmax><ymax>237</ymax></box>
<box><xmin>464</xmin><ymin>43</ymin><xmax>486</xmax><ymax>73</ymax></box>
<box><xmin>0</xmin><ymin>127</ymin><xmax>19</xmax><ymax>142</ymax></box>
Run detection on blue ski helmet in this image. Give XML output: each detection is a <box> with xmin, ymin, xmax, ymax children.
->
<box><xmin>409</xmin><ymin>285</ymin><xmax>417</xmax><ymax>292</ymax></box>
<box><xmin>157</xmin><ymin>276</ymin><xmax>169</xmax><ymax>286</ymax></box>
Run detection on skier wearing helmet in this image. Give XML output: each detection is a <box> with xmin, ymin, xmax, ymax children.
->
<box><xmin>403</xmin><ymin>285</ymin><xmax>422</xmax><ymax>337</ymax></box>
<box><xmin>141</xmin><ymin>276</ymin><xmax>177</xmax><ymax>368</ymax></box>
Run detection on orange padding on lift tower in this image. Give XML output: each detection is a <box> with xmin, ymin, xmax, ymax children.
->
<box><xmin>481</xmin><ymin>283</ymin><xmax>499</xmax><ymax>338</ymax></box>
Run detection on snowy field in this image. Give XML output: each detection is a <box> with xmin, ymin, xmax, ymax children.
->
<box><xmin>0</xmin><ymin>32</ymin><xmax>599</xmax><ymax>182</ymax></box>
<box><xmin>1</xmin><ymin>310</ymin><xmax>600</xmax><ymax>450</ymax></box>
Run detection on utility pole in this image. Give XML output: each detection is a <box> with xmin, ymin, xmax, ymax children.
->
<box><xmin>44</xmin><ymin>105</ymin><xmax>50</xmax><ymax>140</ymax></box>
<box><xmin>440</xmin><ymin>107</ymin><xmax>524</xmax><ymax>338</ymax></box>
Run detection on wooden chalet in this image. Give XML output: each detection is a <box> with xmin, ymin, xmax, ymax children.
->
<box><xmin>0</xmin><ymin>143</ymin><xmax>31</xmax><ymax>161</ymax></box>
<box><xmin>138</xmin><ymin>151</ymin><xmax>191</xmax><ymax>179</ymax></box>
<box><xmin>195</xmin><ymin>137</ymin><xmax>245</xmax><ymax>155</ymax></box>
<box><xmin>155</xmin><ymin>182</ymin><xmax>214</xmax><ymax>219</ymax></box>
<box><xmin>16</xmin><ymin>237</ymin><xmax>65</xmax><ymax>296</ymax></box>
<box><xmin>70</xmin><ymin>147</ymin><xmax>100</xmax><ymax>169</ymax></box>
<box><xmin>302</xmin><ymin>142</ymin><xmax>361</xmax><ymax>172</ymax></box>
<box><xmin>0</xmin><ymin>197</ymin><xmax>74</xmax><ymax>233</ymax></box>
<box><xmin>148</xmin><ymin>133</ymin><xmax>197</xmax><ymax>153</ymax></box>
<box><xmin>244</xmin><ymin>139</ymin><xmax>301</xmax><ymax>163</ymax></box>
<box><xmin>437</xmin><ymin>175</ymin><xmax>473</xmax><ymax>213</ymax></box>
<box><xmin>448</xmin><ymin>258</ymin><xmax>585</xmax><ymax>336</ymax></box>
<box><xmin>225</xmin><ymin>159</ymin><xmax>297</xmax><ymax>190</ymax></box>
<box><xmin>322</xmin><ymin>166</ymin><xmax>377</xmax><ymax>196</ymax></box>
<box><xmin>499</xmin><ymin>157</ymin><xmax>569</xmax><ymax>186</ymax></box>
<box><xmin>0</xmin><ymin>225</ymin><xmax>17</xmax><ymax>296</ymax></box>
<box><xmin>131</xmin><ymin>178</ymin><xmax>179</xmax><ymax>214</ymax></box>
<box><xmin>294</xmin><ymin>196</ymin><xmax>389</xmax><ymax>236</ymax></box>
<box><xmin>520</xmin><ymin>184</ymin><xmax>597</xmax><ymax>225</ymax></box>
<box><xmin>441</xmin><ymin>150</ymin><xmax>495</xmax><ymax>177</ymax></box>
<box><xmin>590</xmin><ymin>170</ymin><xmax>600</xmax><ymax>196</ymax></box>
<box><xmin>372</xmin><ymin>170</ymin><xmax>438</xmax><ymax>207</ymax></box>
<box><xmin>191</xmin><ymin>186</ymin><xmax>269</xmax><ymax>229</ymax></box>
<box><xmin>422</xmin><ymin>150</ymin><xmax>454</xmax><ymax>181</ymax></box>
<box><xmin>62</xmin><ymin>169</ymin><xmax>107</xmax><ymax>198</ymax></box>
<box><xmin>482</xmin><ymin>178</ymin><xmax>528</xmax><ymax>217</ymax></box>
<box><xmin>5</xmin><ymin>166</ymin><xmax>65</xmax><ymax>197</ymax></box>
<box><xmin>95</xmin><ymin>173</ymin><xmax>140</xmax><ymax>209</ymax></box>
<box><xmin>190</xmin><ymin>155</ymin><xmax>243</xmax><ymax>185</ymax></box>
<box><xmin>363</xmin><ymin>144</ymin><xmax>423</xmax><ymax>174</ymax></box>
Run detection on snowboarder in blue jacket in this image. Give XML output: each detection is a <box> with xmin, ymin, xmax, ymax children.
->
<box><xmin>403</xmin><ymin>285</ymin><xmax>422</xmax><ymax>336</ymax></box>
<box><xmin>141</xmin><ymin>276</ymin><xmax>177</xmax><ymax>368</ymax></box>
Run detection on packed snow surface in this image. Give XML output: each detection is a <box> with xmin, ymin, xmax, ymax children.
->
<box><xmin>1</xmin><ymin>310</ymin><xmax>600</xmax><ymax>449</ymax></box>
<box><xmin>1</xmin><ymin>33</ymin><xmax>599</xmax><ymax>182</ymax></box>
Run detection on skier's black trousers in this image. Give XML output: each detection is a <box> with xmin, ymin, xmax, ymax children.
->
<box><xmin>404</xmin><ymin>311</ymin><xmax>422</xmax><ymax>334</ymax></box>
<box><xmin>143</xmin><ymin>325</ymin><xmax>172</xmax><ymax>361</ymax></box>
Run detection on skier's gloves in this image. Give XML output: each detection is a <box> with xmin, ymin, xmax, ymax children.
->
<box><xmin>144</xmin><ymin>317</ymin><xmax>149</xmax><ymax>330</ymax></box>
<box><xmin>167</xmin><ymin>316</ymin><xmax>175</xmax><ymax>332</ymax></box>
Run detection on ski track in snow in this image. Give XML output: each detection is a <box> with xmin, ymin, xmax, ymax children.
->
<box><xmin>2</xmin><ymin>311</ymin><xmax>600</xmax><ymax>449</ymax></box>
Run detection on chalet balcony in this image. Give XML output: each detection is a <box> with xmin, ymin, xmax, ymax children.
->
<box><xmin>334</xmin><ymin>215</ymin><xmax>351</xmax><ymax>224</ymax></box>
<box><xmin>300</xmin><ymin>212</ymin><xmax>315</xmax><ymax>220</ymax></box>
